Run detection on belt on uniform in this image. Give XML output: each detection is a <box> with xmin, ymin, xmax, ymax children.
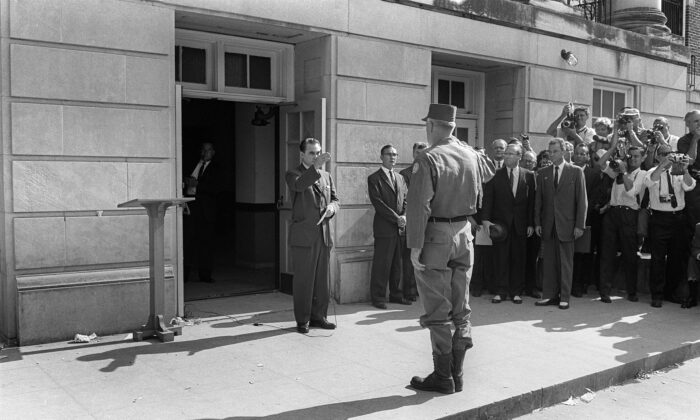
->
<box><xmin>610</xmin><ymin>205</ymin><xmax>637</xmax><ymax>211</ymax></box>
<box><xmin>428</xmin><ymin>215</ymin><xmax>469</xmax><ymax>223</ymax></box>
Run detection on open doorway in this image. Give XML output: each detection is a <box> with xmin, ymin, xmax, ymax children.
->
<box><xmin>182</xmin><ymin>98</ymin><xmax>278</xmax><ymax>300</ymax></box>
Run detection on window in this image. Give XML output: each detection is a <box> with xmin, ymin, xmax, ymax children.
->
<box><xmin>592</xmin><ymin>81</ymin><xmax>635</xmax><ymax>120</ymax></box>
<box><xmin>175</xmin><ymin>29</ymin><xmax>293</xmax><ymax>102</ymax></box>
<box><xmin>434</xmin><ymin>74</ymin><xmax>475</xmax><ymax>114</ymax></box>
<box><xmin>432</xmin><ymin>67</ymin><xmax>484</xmax><ymax>146</ymax></box>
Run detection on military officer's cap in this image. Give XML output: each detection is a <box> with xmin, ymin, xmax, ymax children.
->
<box><xmin>422</xmin><ymin>103</ymin><xmax>457</xmax><ymax>123</ymax></box>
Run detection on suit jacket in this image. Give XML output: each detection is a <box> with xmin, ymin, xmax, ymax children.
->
<box><xmin>285</xmin><ymin>164</ymin><xmax>339</xmax><ymax>247</ymax></box>
<box><xmin>368</xmin><ymin>168</ymin><xmax>407</xmax><ymax>238</ymax></box>
<box><xmin>193</xmin><ymin>159</ymin><xmax>222</xmax><ymax>220</ymax></box>
<box><xmin>482</xmin><ymin>166</ymin><xmax>535</xmax><ymax>237</ymax></box>
<box><xmin>535</xmin><ymin>162</ymin><xmax>588</xmax><ymax>242</ymax></box>
<box><xmin>583</xmin><ymin>166</ymin><xmax>610</xmax><ymax>215</ymax></box>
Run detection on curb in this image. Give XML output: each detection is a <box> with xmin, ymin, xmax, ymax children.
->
<box><xmin>440</xmin><ymin>341</ymin><xmax>700</xmax><ymax>419</ymax></box>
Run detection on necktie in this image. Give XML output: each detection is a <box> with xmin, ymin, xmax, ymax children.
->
<box><xmin>554</xmin><ymin>165</ymin><xmax>559</xmax><ymax>190</ymax></box>
<box><xmin>389</xmin><ymin>170</ymin><xmax>396</xmax><ymax>190</ymax></box>
<box><xmin>666</xmin><ymin>171</ymin><xmax>677</xmax><ymax>208</ymax></box>
<box><xmin>509</xmin><ymin>168</ymin><xmax>514</xmax><ymax>196</ymax></box>
<box><xmin>198</xmin><ymin>161</ymin><xmax>206</xmax><ymax>179</ymax></box>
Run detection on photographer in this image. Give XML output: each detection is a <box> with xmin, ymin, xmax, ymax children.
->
<box><xmin>614</xmin><ymin>108</ymin><xmax>645</xmax><ymax>151</ymax></box>
<box><xmin>643</xmin><ymin>146</ymin><xmax>696</xmax><ymax>308</ymax></box>
<box><xmin>547</xmin><ymin>103</ymin><xmax>595</xmax><ymax>146</ymax></box>
<box><xmin>644</xmin><ymin>117</ymin><xmax>680</xmax><ymax>170</ymax></box>
<box><xmin>597</xmin><ymin>137</ymin><xmax>646</xmax><ymax>303</ymax></box>
<box><xmin>677</xmin><ymin>110</ymin><xmax>700</xmax><ymax>226</ymax></box>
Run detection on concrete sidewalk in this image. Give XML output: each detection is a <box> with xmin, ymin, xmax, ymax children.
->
<box><xmin>1</xmin><ymin>291</ymin><xmax>699</xmax><ymax>419</ymax></box>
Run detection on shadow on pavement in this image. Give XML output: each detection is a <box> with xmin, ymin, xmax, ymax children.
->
<box><xmin>76</xmin><ymin>329</ymin><xmax>292</xmax><ymax>372</ymax></box>
<box><xmin>215</xmin><ymin>390</ymin><xmax>438</xmax><ymax>420</ymax></box>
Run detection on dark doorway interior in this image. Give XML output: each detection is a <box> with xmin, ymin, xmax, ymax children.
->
<box><xmin>182</xmin><ymin>98</ymin><xmax>277</xmax><ymax>300</ymax></box>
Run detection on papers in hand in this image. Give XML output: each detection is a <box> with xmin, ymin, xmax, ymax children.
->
<box><xmin>474</xmin><ymin>225</ymin><xmax>492</xmax><ymax>246</ymax></box>
<box><xmin>317</xmin><ymin>207</ymin><xmax>333</xmax><ymax>225</ymax></box>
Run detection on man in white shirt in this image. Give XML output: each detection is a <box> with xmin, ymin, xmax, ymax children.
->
<box><xmin>644</xmin><ymin>145</ymin><xmax>696</xmax><ymax>307</ymax></box>
<box><xmin>598</xmin><ymin>146</ymin><xmax>646</xmax><ymax>303</ymax></box>
<box><xmin>547</xmin><ymin>104</ymin><xmax>596</xmax><ymax>146</ymax></box>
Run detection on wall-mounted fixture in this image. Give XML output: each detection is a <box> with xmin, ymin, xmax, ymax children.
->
<box><xmin>251</xmin><ymin>105</ymin><xmax>277</xmax><ymax>126</ymax></box>
<box><xmin>560</xmin><ymin>49</ymin><xmax>578</xmax><ymax>67</ymax></box>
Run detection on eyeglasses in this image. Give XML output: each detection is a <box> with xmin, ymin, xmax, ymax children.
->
<box><xmin>383</xmin><ymin>153</ymin><xmax>398</xmax><ymax>157</ymax></box>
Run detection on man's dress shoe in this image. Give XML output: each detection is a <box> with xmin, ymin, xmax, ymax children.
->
<box><xmin>296</xmin><ymin>323</ymin><xmax>309</xmax><ymax>334</ymax></box>
<box><xmin>491</xmin><ymin>295</ymin><xmax>502</xmax><ymax>304</ymax></box>
<box><xmin>310</xmin><ymin>319</ymin><xmax>336</xmax><ymax>330</ymax></box>
<box><xmin>390</xmin><ymin>298</ymin><xmax>412</xmax><ymax>305</ymax></box>
<box><xmin>600</xmin><ymin>295</ymin><xmax>612</xmax><ymax>303</ymax></box>
<box><xmin>512</xmin><ymin>295</ymin><xmax>523</xmax><ymax>304</ymax></box>
<box><xmin>373</xmin><ymin>302</ymin><xmax>388</xmax><ymax>310</ymax></box>
<box><xmin>558</xmin><ymin>302</ymin><xmax>570</xmax><ymax>310</ymax></box>
<box><xmin>535</xmin><ymin>299</ymin><xmax>559</xmax><ymax>306</ymax></box>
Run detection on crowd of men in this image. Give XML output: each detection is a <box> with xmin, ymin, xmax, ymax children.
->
<box><xmin>368</xmin><ymin>104</ymin><xmax>700</xmax><ymax>312</ymax></box>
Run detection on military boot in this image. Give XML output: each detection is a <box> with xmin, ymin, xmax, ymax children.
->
<box><xmin>452</xmin><ymin>347</ymin><xmax>468</xmax><ymax>392</ymax></box>
<box><xmin>410</xmin><ymin>353</ymin><xmax>455</xmax><ymax>394</ymax></box>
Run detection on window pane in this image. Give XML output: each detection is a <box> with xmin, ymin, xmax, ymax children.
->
<box><xmin>614</xmin><ymin>92</ymin><xmax>625</xmax><ymax>114</ymax></box>
<box><xmin>250</xmin><ymin>56</ymin><xmax>271</xmax><ymax>90</ymax></box>
<box><xmin>593</xmin><ymin>89</ymin><xmax>601</xmax><ymax>117</ymax></box>
<box><xmin>181</xmin><ymin>46</ymin><xmax>206</xmax><ymax>84</ymax></box>
<box><xmin>225</xmin><ymin>52</ymin><xmax>247</xmax><ymax>88</ymax></box>
<box><xmin>175</xmin><ymin>46</ymin><xmax>180</xmax><ymax>82</ymax></box>
<box><xmin>437</xmin><ymin>79</ymin><xmax>449</xmax><ymax>104</ymax></box>
<box><xmin>602</xmin><ymin>90</ymin><xmax>613</xmax><ymax>119</ymax></box>
<box><xmin>456</xmin><ymin>127</ymin><xmax>469</xmax><ymax>143</ymax></box>
<box><xmin>451</xmin><ymin>81</ymin><xmax>465</xmax><ymax>109</ymax></box>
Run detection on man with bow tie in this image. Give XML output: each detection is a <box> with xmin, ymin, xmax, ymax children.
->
<box><xmin>368</xmin><ymin>145</ymin><xmax>410</xmax><ymax>309</ymax></box>
<box><xmin>285</xmin><ymin>138</ymin><xmax>340</xmax><ymax>333</ymax></box>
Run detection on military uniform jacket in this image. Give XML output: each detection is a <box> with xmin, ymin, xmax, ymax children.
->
<box><xmin>406</xmin><ymin>136</ymin><xmax>495</xmax><ymax>249</ymax></box>
<box><xmin>285</xmin><ymin>164</ymin><xmax>339</xmax><ymax>247</ymax></box>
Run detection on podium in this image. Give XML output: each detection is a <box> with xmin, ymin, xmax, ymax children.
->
<box><xmin>118</xmin><ymin>198</ymin><xmax>194</xmax><ymax>342</ymax></box>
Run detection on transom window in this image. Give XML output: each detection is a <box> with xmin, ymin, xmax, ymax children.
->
<box><xmin>175</xmin><ymin>29</ymin><xmax>293</xmax><ymax>102</ymax></box>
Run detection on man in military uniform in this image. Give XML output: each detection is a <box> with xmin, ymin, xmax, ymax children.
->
<box><xmin>407</xmin><ymin>104</ymin><xmax>495</xmax><ymax>394</ymax></box>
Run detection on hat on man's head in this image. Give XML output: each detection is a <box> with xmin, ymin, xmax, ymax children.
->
<box><xmin>489</xmin><ymin>223</ymin><xmax>508</xmax><ymax>243</ymax></box>
<box><xmin>621</xmin><ymin>107</ymin><xmax>640</xmax><ymax>117</ymax></box>
<box><xmin>422</xmin><ymin>104</ymin><xmax>457</xmax><ymax>123</ymax></box>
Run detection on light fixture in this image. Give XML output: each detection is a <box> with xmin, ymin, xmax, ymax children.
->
<box><xmin>251</xmin><ymin>105</ymin><xmax>277</xmax><ymax>126</ymax></box>
<box><xmin>560</xmin><ymin>49</ymin><xmax>578</xmax><ymax>67</ymax></box>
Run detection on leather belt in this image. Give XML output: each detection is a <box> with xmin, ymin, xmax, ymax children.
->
<box><xmin>611</xmin><ymin>205</ymin><xmax>637</xmax><ymax>211</ymax></box>
<box><xmin>650</xmin><ymin>209</ymin><xmax>683</xmax><ymax>215</ymax></box>
<box><xmin>428</xmin><ymin>215</ymin><xmax>469</xmax><ymax>223</ymax></box>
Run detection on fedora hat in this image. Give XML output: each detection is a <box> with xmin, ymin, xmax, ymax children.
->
<box><xmin>422</xmin><ymin>103</ymin><xmax>456</xmax><ymax>123</ymax></box>
<box><xmin>489</xmin><ymin>223</ymin><xmax>508</xmax><ymax>243</ymax></box>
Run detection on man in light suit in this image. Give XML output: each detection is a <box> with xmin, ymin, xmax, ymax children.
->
<box><xmin>285</xmin><ymin>138</ymin><xmax>340</xmax><ymax>333</ymax></box>
<box><xmin>535</xmin><ymin>138</ymin><xmax>588</xmax><ymax>309</ymax></box>
<box><xmin>368</xmin><ymin>145</ymin><xmax>411</xmax><ymax>309</ymax></box>
<box><xmin>481</xmin><ymin>143</ymin><xmax>535</xmax><ymax>304</ymax></box>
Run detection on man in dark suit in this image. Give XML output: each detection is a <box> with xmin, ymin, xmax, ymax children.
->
<box><xmin>185</xmin><ymin>142</ymin><xmax>221</xmax><ymax>283</ymax></box>
<box><xmin>399</xmin><ymin>142</ymin><xmax>428</xmax><ymax>301</ymax></box>
<box><xmin>285</xmin><ymin>138</ymin><xmax>340</xmax><ymax>333</ymax></box>
<box><xmin>535</xmin><ymin>138</ymin><xmax>588</xmax><ymax>309</ymax></box>
<box><xmin>481</xmin><ymin>143</ymin><xmax>535</xmax><ymax>304</ymax></box>
<box><xmin>368</xmin><ymin>145</ymin><xmax>411</xmax><ymax>309</ymax></box>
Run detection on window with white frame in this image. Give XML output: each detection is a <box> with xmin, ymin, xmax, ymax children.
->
<box><xmin>175</xmin><ymin>29</ymin><xmax>293</xmax><ymax>102</ymax></box>
<box><xmin>592</xmin><ymin>81</ymin><xmax>635</xmax><ymax>120</ymax></box>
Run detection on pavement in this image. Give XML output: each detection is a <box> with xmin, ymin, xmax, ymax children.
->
<box><xmin>1</xmin><ymin>291</ymin><xmax>700</xmax><ymax>419</ymax></box>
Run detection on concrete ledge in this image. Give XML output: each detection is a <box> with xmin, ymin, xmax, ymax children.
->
<box><xmin>17</xmin><ymin>267</ymin><xmax>176</xmax><ymax>345</ymax></box>
<box><xmin>445</xmin><ymin>341</ymin><xmax>700</xmax><ymax>419</ymax></box>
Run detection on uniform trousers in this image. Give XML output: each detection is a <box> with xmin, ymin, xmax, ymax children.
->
<box><xmin>415</xmin><ymin>220</ymin><xmax>473</xmax><ymax>356</ymax></box>
<box><xmin>291</xmin><ymin>227</ymin><xmax>330</xmax><ymax>325</ymax></box>
<box><xmin>542</xmin><ymin>226</ymin><xmax>575</xmax><ymax>303</ymax></box>
<box><xmin>599</xmin><ymin>206</ymin><xmax>639</xmax><ymax>297</ymax></box>
<box><xmin>649</xmin><ymin>211</ymin><xmax>687</xmax><ymax>301</ymax></box>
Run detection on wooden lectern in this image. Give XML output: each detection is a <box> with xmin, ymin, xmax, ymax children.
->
<box><xmin>118</xmin><ymin>198</ymin><xmax>194</xmax><ymax>342</ymax></box>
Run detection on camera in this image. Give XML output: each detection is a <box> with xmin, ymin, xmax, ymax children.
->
<box><xmin>608</xmin><ymin>158</ymin><xmax>622</xmax><ymax>172</ymax></box>
<box><xmin>653</xmin><ymin>123</ymin><xmax>665</xmax><ymax>132</ymax></box>
<box><xmin>617</xmin><ymin>115</ymin><xmax>632</xmax><ymax>126</ymax></box>
<box><xmin>561</xmin><ymin>115</ymin><xmax>576</xmax><ymax>129</ymax></box>
<box><xmin>668</xmin><ymin>153</ymin><xmax>688</xmax><ymax>176</ymax></box>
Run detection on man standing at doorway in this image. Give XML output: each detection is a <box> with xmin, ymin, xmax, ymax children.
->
<box><xmin>185</xmin><ymin>142</ymin><xmax>220</xmax><ymax>283</ymax></box>
<box><xmin>368</xmin><ymin>145</ymin><xmax>410</xmax><ymax>309</ymax></box>
<box><xmin>285</xmin><ymin>138</ymin><xmax>340</xmax><ymax>333</ymax></box>
<box><xmin>407</xmin><ymin>103</ymin><xmax>494</xmax><ymax>394</ymax></box>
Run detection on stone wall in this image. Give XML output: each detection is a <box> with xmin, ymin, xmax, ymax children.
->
<box><xmin>1</xmin><ymin>0</ymin><xmax>175</xmax><ymax>343</ymax></box>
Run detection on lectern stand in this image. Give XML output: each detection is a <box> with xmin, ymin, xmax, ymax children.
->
<box><xmin>118</xmin><ymin>198</ymin><xmax>194</xmax><ymax>342</ymax></box>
